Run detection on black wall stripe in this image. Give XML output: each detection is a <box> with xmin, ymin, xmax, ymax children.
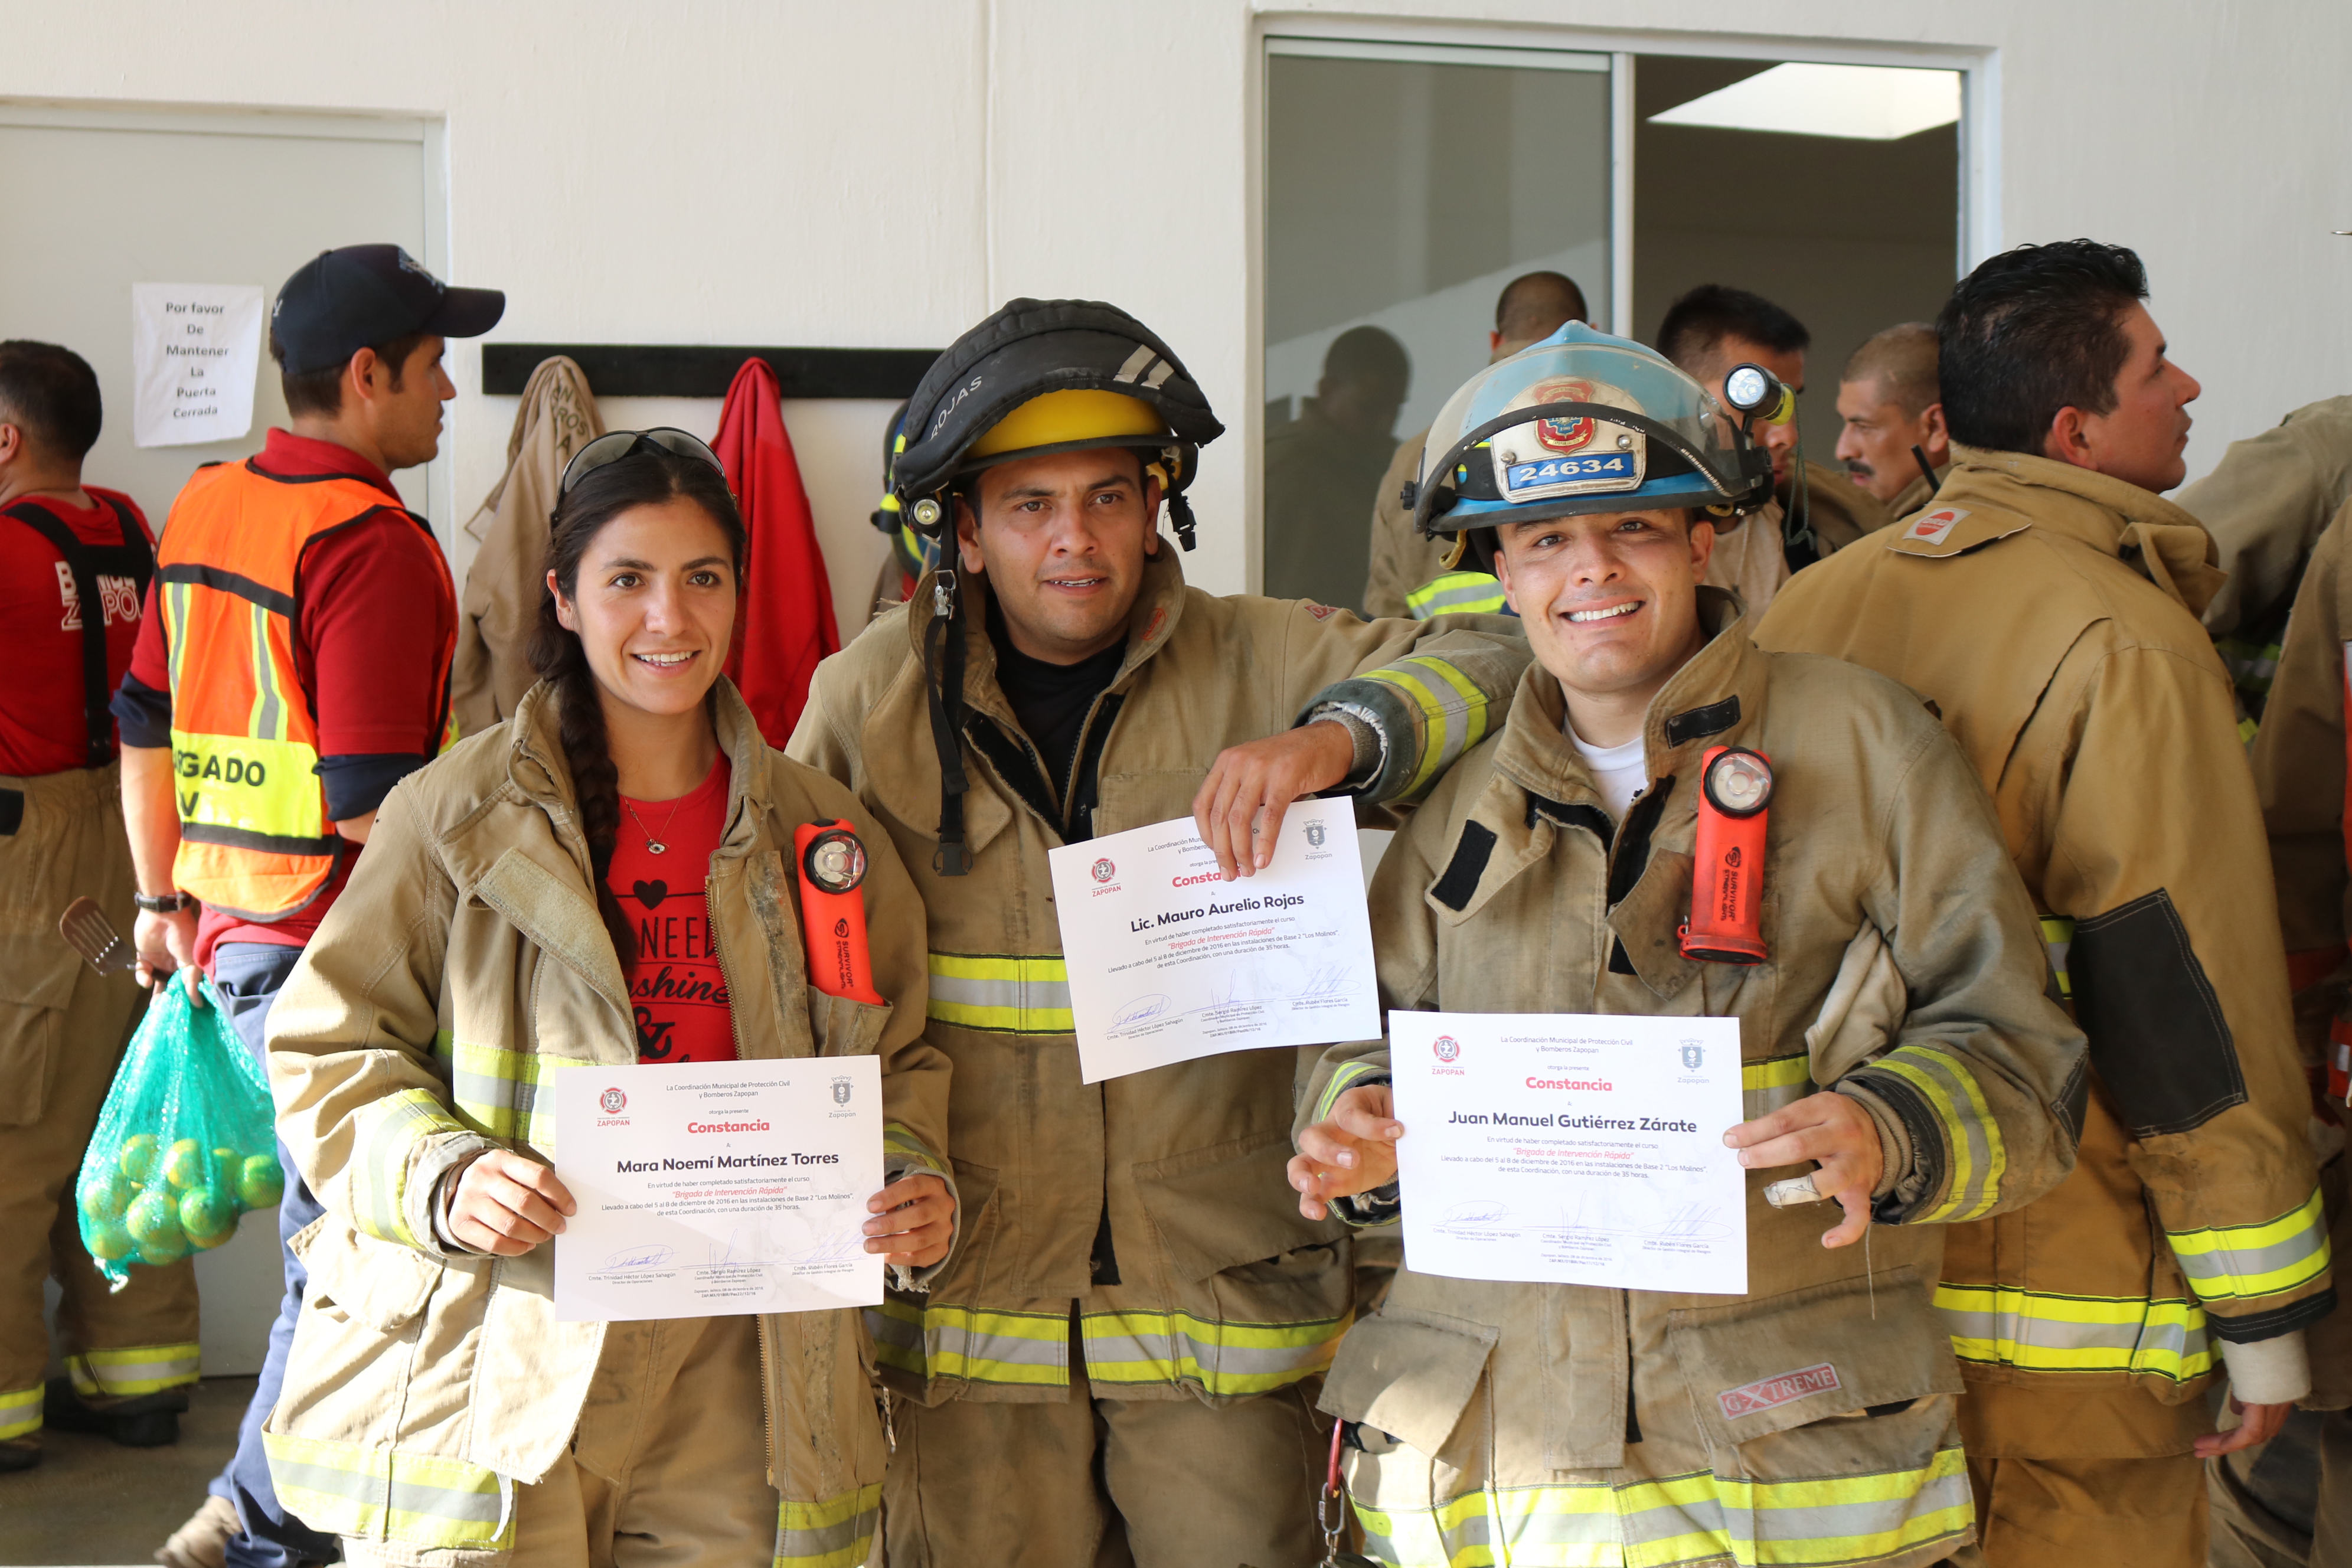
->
<box><xmin>1663</xmin><ymin>696</ymin><xmax>1740</xmax><ymax>747</ymax></box>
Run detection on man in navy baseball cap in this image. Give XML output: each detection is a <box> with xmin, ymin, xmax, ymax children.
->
<box><xmin>269</xmin><ymin>243</ymin><xmax>504</xmax><ymax>374</ymax></box>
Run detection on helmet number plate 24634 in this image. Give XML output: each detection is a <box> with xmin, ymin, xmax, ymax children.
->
<box><xmin>1504</xmin><ymin>451</ymin><xmax>1636</xmax><ymax>494</ymax></box>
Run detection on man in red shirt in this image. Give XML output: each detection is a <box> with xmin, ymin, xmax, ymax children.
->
<box><xmin>113</xmin><ymin>246</ymin><xmax>502</xmax><ymax>1568</ymax></box>
<box><xmin>0</xmin><ymin>340</ymin><xmax>200</xmax><ymax>1474</ymax></box>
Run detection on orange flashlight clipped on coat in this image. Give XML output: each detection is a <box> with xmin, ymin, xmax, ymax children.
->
<box><xmin>795</xmin><ymin>820</ymin><xmax>884</xmax><ymax>1005</ymax></box>
<box><xmin>1678</xmin><ymin>746</ymin><xmax>1773</xmax><ymax>966</ymax></box>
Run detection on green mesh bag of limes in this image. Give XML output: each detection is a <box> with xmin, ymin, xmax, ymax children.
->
<box><xmin>75</xmin><ymin>971</ymin><xmax>282</xmax><ymax>1286</ymax></box>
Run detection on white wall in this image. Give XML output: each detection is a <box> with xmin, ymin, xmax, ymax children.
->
<box><xmin>8</xmin><ymin>0</ymin><xmax>2349</xmax><ymax>602</ymax></box>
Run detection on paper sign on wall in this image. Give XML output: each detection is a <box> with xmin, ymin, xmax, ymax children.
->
<box><xmin>131</xmin><ymin>283</ymin><xmax>263</xmax><ymax>448</ymax></box>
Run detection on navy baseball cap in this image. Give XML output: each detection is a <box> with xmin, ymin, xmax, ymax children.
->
<box><xmin>270</xmin><ymin>244</ymin><xmax>505</xmax><ymax>374</ymax></box>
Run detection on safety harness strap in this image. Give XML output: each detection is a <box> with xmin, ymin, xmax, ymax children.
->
<box><xmin>923</xmin><ymin>571</ymin><xmax>973</xmax><ymax>876</ymax></box>
<box><xmin>2</xmin><ymin>496</ymin><xmax>154</xmax><ymax>768</ymax></box>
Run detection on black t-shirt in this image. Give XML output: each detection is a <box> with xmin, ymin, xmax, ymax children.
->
<box><xmin>986</xmin><ymin>601</ymin><xmax>1125</xmax><ymax>811</ymax></box>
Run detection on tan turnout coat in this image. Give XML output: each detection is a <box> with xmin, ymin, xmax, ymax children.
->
<box><xmin>260</xmin><ymin>681</ymin><xmax>951</xmax><ymax>1563</ymax></box>
<box><xmin>1302</xmin><ymin>599</ymin><xmax>2084</xmax><ymax>1567</ymax></box>
<box><xmin>790</xmin><ymin>545</ymin><xmax>1530</xmax><ymax>1407</ymax></box>
<box><xmin>1758</xmin><ymin>446</ymin><xmax>2334</xmax><ymax>1453</ymax></box>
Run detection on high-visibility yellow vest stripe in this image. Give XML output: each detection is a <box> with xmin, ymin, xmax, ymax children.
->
<box><xmin>1404</xmin><ymin>570</ymin><xmax>1508</xmax><ymax>620</ymax></box>
<box><xmin>1355</xmin><ymin>1445</ymin><xmax>1972</xmax><ymax>1567</ymax></box>
<box><xmin>262</xmin><ymin>1431</ymin><xmax>514</xmax><ymax>1552</ymax></box>
<box><xmin>2039</xmin><ymin>916</ymin><xmax>2075</xmax><ymax>999</ymax></box>
<box><xmin>2167</xmin><ymin>1187</ymin><xmax>2333</xmax><ymax>1304</ymax></box>
<box><xmin>1866</xmin><ymin>1048</ymin><xmax>2007</xmax><ymax>1223</ymax></box>
<box><xmin>925</xmin><ymin>952</ymin><xmax>1074</xmax><ymax>1035</ymax></box>
<box><xmin>0</xmin><ymin>1383</ymin><xmax>40</xmax><ymax>1441</ymax></box>
<box><xmin>775</xmin><ymin>1484</ymin><xmax>881</xmax><ymax>1568</ymax></box>
<box><xmin>1078</xmin><ymin>1308</ymin><xmax>1348</xmax><ymax>1396</ymax></box>
<box><xmin>1361</xmin><ymin>656</ymin><xmax>1491</xmax><ymax>799</ymax></box>
<box><xmin>865</xmin><ymin>1299</ymin><xmax>1071</xmax><ymax>1388</ymax></box>
<box><xmin>1936</xmin><ymin>1282</ymin><xmax>2214</xmax><ymax>1382</ymax></box>
<box><xmin>169</xmin><ymin>729</ymin><xmax>333</xmax><ymax>849</ymax></box>
<box><xmin>66</xmin><ymin>1342</ymin><xmax>201</xmax><ymax>1398</ymax></box>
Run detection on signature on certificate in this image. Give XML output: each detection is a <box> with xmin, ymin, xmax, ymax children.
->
<box><xmin>600</xmin><ymin>1244</ymin><xmax>677</xmax><ymax>1272</ymax></box>
<box><xmin>1439</xmin><ymin>1197</ymin><xmax>1733</xmax><ymax>1243</ymax></box>
<box><xmin>1108</xmin><ymin>960</ymin><xmax>1360</xmax><ymax>1037</ymax></box>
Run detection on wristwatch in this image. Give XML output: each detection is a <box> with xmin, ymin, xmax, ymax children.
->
<box><xmin>133</xmin><ymin>890</ymin><xmax>195</xmax><ymax>914</ymax></box>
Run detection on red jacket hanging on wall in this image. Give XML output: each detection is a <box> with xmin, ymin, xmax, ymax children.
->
<box><xmin>715</xmin><ymin>356</ymin><xmax>840</xmax><ymax>744</ymax></box>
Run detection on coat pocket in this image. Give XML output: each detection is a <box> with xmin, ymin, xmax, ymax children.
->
<box><xmin>1133</xmin><ymin>1127</ymin><xmax>1344</xmax><ymax>1282</ymax></box>
<box><xmin>1317</xmin><ymin>1306</ymin><xmax>1498</xmax><ymax>1457</ymax></box>
<box><xmin>805</xmin><ymin>984</ymin><xmax>893</xmax><ymax>1059</ymax></box>
<box><xmin>1667</xmin><ymin>1264</ymin><xmax>1962</xmax><ymax>1462</ymax></box>
<box><xmin>293</xmin><ymin>1216</ymin><xmax>445</xmax><ymax>1333</ymax></box>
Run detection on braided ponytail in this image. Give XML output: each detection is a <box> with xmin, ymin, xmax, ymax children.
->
<box><xmin>527</xmin><ymin>442</ymin><xmax>746</xmax><ymax>961</ymax></box>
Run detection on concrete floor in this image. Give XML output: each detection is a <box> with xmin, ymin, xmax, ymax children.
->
<box><xmin>0</xmin><ymin>1375</ymin><xmax>249</xmax><ymax>1568</ymax></box>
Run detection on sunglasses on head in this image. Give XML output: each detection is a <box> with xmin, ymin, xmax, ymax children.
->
<box><xmin>558</xmin><ymin>427</ymin><xmax>729</xmax><ymax>495</ymax></box>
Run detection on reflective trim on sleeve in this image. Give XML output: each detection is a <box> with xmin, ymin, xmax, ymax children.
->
<box><xmin>774</xmin><ymin>1483</ymin><xmax>881</xmax><ymax>1568</ymax></box>
<box><xmin>863</xmin><ymin>1298</ymin><xmax>1070</xmax><ymax>1389</ymax></box>
<box><xmin>1353</xmin><ymin>1444</ymin><xmax>1972</xmax><ymax>1567</ymax></box>
<box><xmin>1936</xmin><ymin>1282</ymin><xmax>2214</xmax><ymax>1383</ymax></box>
<box><xmin>2167</xmin><ymin>1188</ymin><xmax>2333</xmax><ymax>1305</ymax></box>
<box><xmin>1314</xmin><ymin>1058</ymin><xmax>1390</xmax><ymax>1125</ymax></box>
<box><xmin>1860</xmin><ymin>1047</ymin><xmax>2007</xmax><ymax>1223</ymax></box>
<box><xmin>66</xmin><ymin>1341</ymin><xmax>200</xmax><ymax>1397</ymax></box>
<box><xmin>0</xmin><ymin>1383</ymin><xmax>41</xmax><ymax>1440</ymax></box>
<box><xmin>1359</xmin><ymin>656</ymin><xmax>1492</xmax><ymax>799</ymax></box>
<box><xmin>1079</xmin><ymin>1308</ymin><xmax>1348</xmax><ymax>1397</ymax></box>
<box><xmin>1404</xmin><ymin>571</ymin><xmax>1508</xmax><ymax>620</ymax></box>
<box><xmin>925</xmin><ymin>952</ymin><xmax>1073</xmax><ymax>1035</ymax></box>
<box><xmin>880</xmin><ymin>1122</ymin><xmax>949</xmax><ymax>1181</ymax></box>
<box><xmin>2040</xmin><ymin>916</ymin><xmax>2075</xmax><ymax>1000</ymax></box>
<box><xmin>1742</xmin><ymin>1051</ymin><xmax>1814</xmax><ymax>1120</ymax></box>
<box><xmin>446</xmin><ymin>1036</ymin><xmax>578</xmax><ymax>1148</ymax></box>
<box><xmin>262</xmin><ymin>1431</ymin><xmax>515</xmax><ymax>1551</ymax></box>
<box><xmin>351</xmin><ymin>1087</ymin><xmax>469</xmax><ymax>1249</ymax></box>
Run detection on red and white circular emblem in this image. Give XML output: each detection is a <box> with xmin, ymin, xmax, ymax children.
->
<box><xmin>1433</xmin><ymin>1035</ymin><xmax>1461</xmax><ymax>1063</ymax></box>
<box><xmin>1092</xmin><ymin>858</ymin><xmax>1117</xmax><ymax>883</ymax></box>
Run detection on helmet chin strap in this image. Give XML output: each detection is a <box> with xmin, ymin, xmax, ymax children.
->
<box><xmin>922</xmin><ymin>568</ymin><xmax>973</xmax><ymax>876</ymax></box>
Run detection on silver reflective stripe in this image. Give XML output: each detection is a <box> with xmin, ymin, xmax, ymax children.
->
<box><xmin>1113</xmin><ymin>345</ymin><xmax>1159</xmax><ymax>383</ymax></box>
<box><xmin>2171</xmin><ymin>1216</ymin><xmax>2330</xmax><ymax>1296</ymax></box>
<box><xmin>250</xmin><ymin>602</ymin><xmax>282</xmax><ymax>740</ymax></box>
<box><xmin>267</xmin><ymin>1457</ymin><xmax>505</xmax><ymax>1528</ymax></box>
<box><xmin>1406</xmin><ymin>576</ymin><xmax>1505</xmax><ymax>619</ymax></box>
<box><xmin>775</xmin><ymin>1494</ymin><xmax>879</xmax><ymax>1566</ymax></box>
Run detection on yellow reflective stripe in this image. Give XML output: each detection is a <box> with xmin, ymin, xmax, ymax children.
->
<box><xmin>67</xmin><ymin>1341</ymin><xmax>201</xmax><ymax>1397</ymax></box>
<box><xmin>1354</xmin><ymin>1445</ymin><xmax>1971</xmax><ymax>1567</ymax></box>
<box><xmin>1315</xmin><ymin>1058</ymin><xmax>1389</xmax><ymax>1124</ymax></box>
<box><xmin>169</xmin><ymin>729</ymin><xmax>328</xmax><ymax>841</ymax></box>
<box><xmin>880</xmin><ymin>1122</ymin><xmax>948</xmax><ymax>1181</ymax></box>
<box><xmin>1361</xmin><ymin>656</ymin><xmax>1491</xmax><ymax>798</ymax></box>
<box><xmin>263</xmin><ymin>1431</ymin><xmax>514</xmax><ymax>1551</ymax></box>
<box><xmin>446</xmin><ymin>1037</ymin><xmax>578</xmax><ymax>1147</ymax></box>
<box><xmin>1079</xmin><ymin>1308</ymin><xmax>1348</xmax><ymax>1396</ymax></box>
<box><xmin>1405</xmin><ymin>570</ymin><xmax>1508</xmax><ymax>620</ymax></box>
<box><xmin>1742</xmin><ymin>1051</ymin><xmax>1812</xmax><ymax>1119</ymax></box>
<box><xmin>774</xmin><ymin>1482</ymin><xmax>880</xmax><ymax>1568</ymax></box>
<box><xmin>2039</xmin><ymin>916</ymin><xmax>2075</xmax><ymax>999</ymax></box>
<box><xmin>864</xmin><ymin>1299</ymin><xmax>1070</xmax><ymax>1388</ymax></box>
<box><xmin>164</xmin><ymin>580</ymin><xmax>192</xmax><ymax>692</ymax></box>
<box><xmin>352</xmin><ymin>1087</ymin><xmax>467</xmax><ymax>1249</ymax></box>
<box><xmin>0</xmin><ymin>1384</ymin><xmax>40</xmax><ymax>1440</ymax></box>
<box><xmin>926</xmin><ymin>952</ymin><xmax>1073</xmax><ymax>1034</ymax></box>
<box><xmin>1936</xmin><ymin>1282</ymin><xmax>2214</xmax><ymax>1383</ymax></box>
<box><xmin>247</xmin><ymin>602</ymin><xmax>288</xmax><ymax>743</ymax></box>
<box><xmin>1865</xmin><ymin>1048</ymin><xmax>2007</xmax><ymax>1222</ymax></box>
<box><xmin>2167</xmin><ymin>1187</ymin><xmax>2333</xmax><ymax>1304</ymax></box>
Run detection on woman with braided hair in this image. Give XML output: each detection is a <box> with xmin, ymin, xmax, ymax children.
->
<box><xmin>254</xmin><ymin>430</ymin><xmax>955</xmax><ymax>1566</ymax></box>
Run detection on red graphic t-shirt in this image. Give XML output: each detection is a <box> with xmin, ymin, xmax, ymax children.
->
<box><xmin>607</xmin><ymin>757</ymin><xmax>736</xmax><ymax>1064</ymax></box>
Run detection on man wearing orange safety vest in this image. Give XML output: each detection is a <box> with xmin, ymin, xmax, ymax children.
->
<box><xmin>110</xmin><ymin>244</ymin><xmax>502</xmax><ymax>1568</ymax></box>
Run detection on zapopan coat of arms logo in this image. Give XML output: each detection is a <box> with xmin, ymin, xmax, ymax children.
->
<box><xmin>1305</xmin><ymin>819</ymin><xmax>1327</xmax><ymax>848</ymax></box>
<box><xmin>1533</xmin><ymin>377</ymin><xmax>1599</xmax><ymax>454</ymax></box>
<box><xmin>1679</xmin><ymin>1041</ymin><xmax>1705</xmax><ymax>1070</ymax></box>
<box><xmin>1433</xmin><ymin>1035</ymin><xmax>1462</xmax><ymax>1063</ymax></box>
<box><xmin>832</xmin><ymin>1076</ymin><xmax>854</xmax><ymax>1106</ymax></box>
<box><xmin>600</xmin><ymin>1087</ymin><xmax>627</xmax><ymax>1113</ymax></box>
<box><xmin>1092</xmin><ymin>857</ymin><xmax>1117</xmax><ymax>883</ymax></box>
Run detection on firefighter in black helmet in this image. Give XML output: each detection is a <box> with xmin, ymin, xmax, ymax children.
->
<box><xmin>786</xmin><ymin>298</ymin><xmax>1533</xmax><ymax>1566</ymax></box>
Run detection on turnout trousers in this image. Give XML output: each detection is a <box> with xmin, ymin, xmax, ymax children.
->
<box><xmin>1958</xmin><ymin>1379</ymin><xmax>2209</xmax><ymax>1568</ymax></box>
<box><xmin>0</xmin><ymin>763</ymin><xmax>199</xmax><ymax>1443</ymax></box>
<box><xmin>882</xmin><ymin>1315</ymin><xmax>1327</xmax><ymax>1568</ymax></box>
<box><xmin>338</xmin><ymin>1314</ymin><xmax>776</xmax><ymax>1568</ymax></box>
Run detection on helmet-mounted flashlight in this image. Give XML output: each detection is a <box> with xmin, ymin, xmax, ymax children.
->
<box><xmin>1723</xmin><ymin>363</ymin><xmax>1795</xmax><ymax>427</ymax></box>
